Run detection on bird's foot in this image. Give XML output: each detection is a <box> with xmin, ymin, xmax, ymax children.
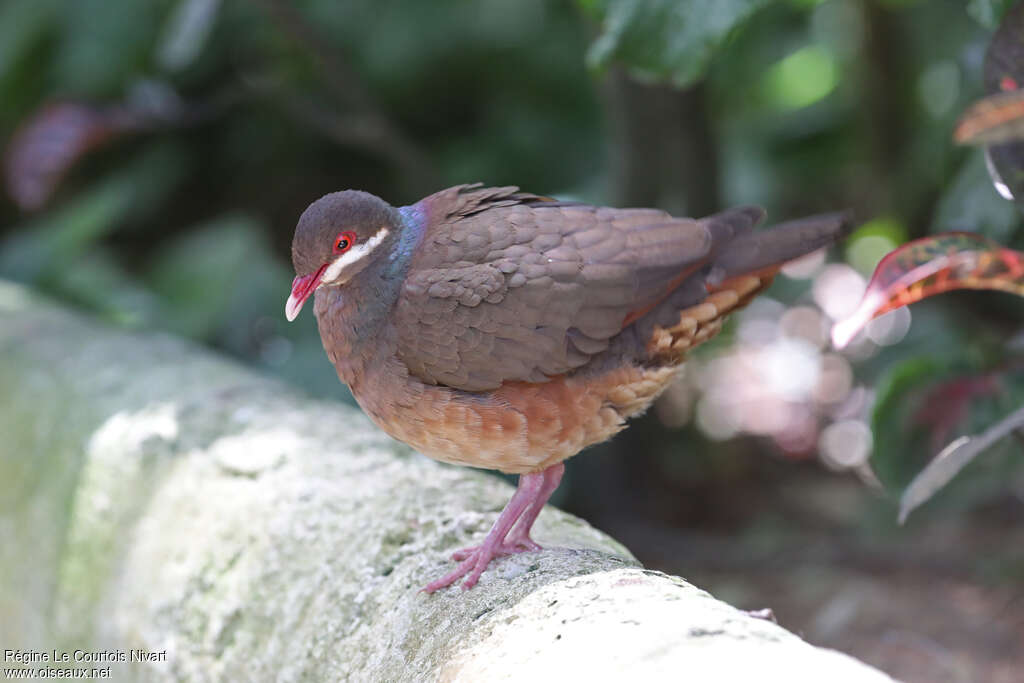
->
<box><xmin>450</xmin><ymin>536</ymin><xmax>541</xmax><ymax>562</ymax></box>
<box><xmin>423</xmin><ymin>464</ymin><xmax>564</xmax><ymax>593</ymax></box>
<box><xmin>429</xmin><ymin>535</ymin><xmax>542</xmax><ymax>592</ymax></box>
<box><xmin>424</xmin><ymin>545</ymin><xmax>504</xmax><ymax>592</ymax></box>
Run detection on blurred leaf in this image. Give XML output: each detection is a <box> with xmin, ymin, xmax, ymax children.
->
<box><xmin>0</xmin><ymin>0</ymin><xmax>56</xmax><ymax>86</ymax></box>
<box><xmin>146</xmin><ymin>214</ymin><xmax>285</xmax><ymax>340</ymax></box>
<box><xmin>0</xmin><ymin>0</ymin><xmax>58</xmax><ymax>133</ymax></box>
<box><xmin>0</xmin><ymin>174</ymin><xmax>136</xmax><ymax>283</ymax></box>
<box><xmin>954</xmin><ymin>89</ymin><xmax>1024</xmax><ymax>147</ymax></box>
<box><xmin>932</xmin><ymin>151</ymin><xmax>1021</xmax><ymax>240</ymax></box>
<box><xmin>583</xmin><ymin>0</ymin><xmax>770</xmax><ymax>87</ymax></box>
<box><xmin>968</xmin><ymin>0</ymin><xmax>1018</xmax><ymax>29</ymax></box>
<box><xmin>899</xmin><ymin>404</ymin><xmax>1024</xmax><ymax>523</ymax></box>
<box><xmin>52</xmin><ymin>0</ymin><xmax>166</xmax><ymax>96</ymax></box>
<box><xmin>4</xmin><ymin>102</ymin><xmax>147</xmax><ymax>210</ymax></box>
<box><xmin>832</xmin><ymin>232</ymin><xmax>1024</xmax><ymax>348</ymax></box>
<box><xmin>157</xmin><ymin>0</ymin><xmax>222</xmax><ymax>73</ymax></box>
<box><xmin>115</xmin><ymin>140</ymin><xmax>194</xmax><ymax>228</ymax></box>
<box><xmin>984</xmin><ymin>143</ymin><xmax>1024</xmax><ymax>205</ymax></box>
<box><xmin>48</xmin><ymin>248</ymin><xmax>162</xmax><ymax>326</ymax></box>
<box><xmin>871</xmin><ymin>356</ymin><xmax>1024</xmax><ymax>491</ymax></box>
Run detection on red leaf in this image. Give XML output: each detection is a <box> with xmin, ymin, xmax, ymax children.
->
<box><xmin>4</xmin><ymin>102</ymin><xmax>144</xmax><ymax>210</ymax></box>
<box><xmin>913</xmin><ymin>374</ymin><xmax>1002</xmax><ymax>455</ymax></box>
<box><xmin>832</xmin><ymin>232</ymin><xmax>1024</xmax><ymax>348</ymax></box>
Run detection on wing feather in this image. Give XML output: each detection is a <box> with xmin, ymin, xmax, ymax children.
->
<box><xmin>393</xmin><ymin>185</ymin><xmax>759</xmax><ymax>391</ymax></box>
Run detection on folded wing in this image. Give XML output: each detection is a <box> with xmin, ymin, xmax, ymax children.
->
<box><xmin>392</xmin><ymin>185</ymin><xmax>763</xmax><ymax>391</ymax></box>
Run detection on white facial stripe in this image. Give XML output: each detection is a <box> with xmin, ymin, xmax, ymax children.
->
<box><xmin>321</xmin><ymin>228</ymin><xmax>390</xmax><ymax>284</ymax></box>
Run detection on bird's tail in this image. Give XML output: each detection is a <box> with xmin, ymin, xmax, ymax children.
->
<box><xmin>711</xmin><ymin>210</ymin><xmax>853</xmax><ymax>282</ymax></box>
<box><xmin>639</xmin><ymin>209</ymin><xmax>852</xmax><ymax>364</ymax></box>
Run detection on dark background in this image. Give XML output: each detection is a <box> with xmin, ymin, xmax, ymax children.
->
<box><xmin>2</xmin><ymin>1</ymin><xmax>1022</xmax><ymax>680</ymax></box>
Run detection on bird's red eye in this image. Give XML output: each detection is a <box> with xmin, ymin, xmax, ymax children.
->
<box><xmin>333</xmin><ymin>231</ymin><xmax>357</xmax><ymax>254</ymax></box>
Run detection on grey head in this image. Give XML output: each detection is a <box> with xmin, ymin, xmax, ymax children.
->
<box><xmin>285</xmin><ymin>190</ymin><xmax>400</xmax><ymax>321</ymax></box>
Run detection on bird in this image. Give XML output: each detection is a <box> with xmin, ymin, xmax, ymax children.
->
<box><xmin>285</xmin><ymin>183</ymin><xmax>850</xmax><ymax>592</ymax></box>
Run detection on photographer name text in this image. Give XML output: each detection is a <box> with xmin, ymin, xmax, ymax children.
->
<box><xmin>4</xmin><ymin>649</ymin><xmax>167</xmax><ymax>665</ymax></box>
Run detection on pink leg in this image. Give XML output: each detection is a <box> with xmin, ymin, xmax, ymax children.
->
<box><xmin>424</xmin><ymin>464</ymin><xmax>563</xmax><ymax>592</ymax></box>
<box><xmin>504</xmin><ymin>463</ymin><xmax>564</xmax><ymax>551</ymax></box>
<box><xmin>450</xmin><ymin>464</ymin><xmax>564</xmax><ymax>560</ymax></box>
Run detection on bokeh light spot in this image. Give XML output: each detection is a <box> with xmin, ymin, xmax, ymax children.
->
<box><xmin>782</xmin><ymin>248</ymin><xmax>826</xmax><ymax>279</ymax></box>
<box><xmin>813</xmin><ymin>264</ymin><xmax>866</xmax><ymax>321</ymax></box>
<box><xmin>696</xmin><ymin>391</ymin><xmax>742</xmax><ymax>441</ymax></box>
<box><xmin>780</xmin><ymin>306</ymin><xmax>829</xmax><ymax>348</ymax></box>
<box><xmin>813</xmin><ymin>353</ymin><xmax>853</xmax><ymax>405</ymax></box>
<box><xmin>759</xmin><ymin>338</ymin><xmax>821</xmax><ymax>401</ymax></box>
<box><xmin>819</xmin><ymin>420</ymin><xmax>872</xmax><ymax>470</ymax></box>
<box><xmin>845</xmin><ymin>216</ymin><xmax>905</xmax><ymax>275</ymax></box>
<box><xmin>848</xmin><ymin>235</ymin><xmax>896</xmax><ymax>276</ymax></box>
<box><xmin>762</xmin><ymin>45</ymin><xmax>839</xmax><ymax>110</ymax></box>
<box><xmin>866</xmin><ymin>306</ymin><xmax>911</xmax><ymax>346</ymax></box>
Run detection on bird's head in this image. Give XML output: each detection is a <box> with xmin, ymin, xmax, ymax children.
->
<box><xmin>285</xmin><ymin>190</ymin><xmax>399</xmax><ymax>321</ymax></box>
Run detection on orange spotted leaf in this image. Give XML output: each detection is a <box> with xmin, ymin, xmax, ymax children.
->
<box><xmin>954</xmin><ymin>88</ymin><xmax>1024</xmax><ymax>146</ymax></box>
<box><xmin>832</xmin><ymin>232</ymin><xmax>1024</xmax><ymax>348</ymax></box>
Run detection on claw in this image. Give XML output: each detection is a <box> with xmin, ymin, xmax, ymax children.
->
<box><xmin>450</xmin><ymin>538</ymin><xmax>541</xmax><ymax>562</ymax></box>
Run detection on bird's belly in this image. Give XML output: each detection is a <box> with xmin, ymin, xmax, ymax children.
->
<box><xmin>338</xmin><ymin>276</ymin><xmax>765</xmax><ymax>474</ymax></box>
<box><xmin>350</xmin><ymin>358</ymin><xmax>678</xmax><ymax>474</ymax></box>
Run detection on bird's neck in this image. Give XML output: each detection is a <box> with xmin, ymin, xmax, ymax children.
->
<box><xmin>312</xmin><ymin>205</ymin><xmax>427</xmax><ymax>387</ymax></box>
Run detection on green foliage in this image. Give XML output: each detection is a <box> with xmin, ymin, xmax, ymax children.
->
<box><xmin>871</xmin><ymin>353</ymin><xmax>1024</xmax><ymax>497</ymax></box>
<box><xmin>871</xmin><ymin>357</ymin><xmax>961</xmax><ymax>490</ymax></box>
<box><xmin>0</xmin><ymin>0</ymin><xmax>57</xmax><ymax>130</ymax></box>
<box><xmin>0</xmin><ymin>0</ymin><xmax>55</xmax><ymax>85</ymax></box>
<box><xmin>933</xmin><ymin>150</ymin><xmax>1022</xmax><ymax>244</ymax></box>
<box><xmin>146</xmin><ymin>214</ymin><xmax>285</xmax><ymax>341</ymax></box>
<box><xmin>0</xmin><ymin>174</ymin><xmax>135</xmax><ymax>284</ymax></box>
<box><xmin>582</xmin><ymin>0</ymin><xmax>770</xmax><ymax>86</ymax></box>
<box><xmin>967</xmin><ymin>0</ymin><xmax>1017</xmax><ymax>28</ymax></box>
<box><xmin>53</xmin><ymin>0</ymin><xmax>169</xmax><ymax>96</ymax></box>
<box><xmin>899</xmin><ymin>404</ymin><xmax>1024</xmax><ymax>523</ymax></box>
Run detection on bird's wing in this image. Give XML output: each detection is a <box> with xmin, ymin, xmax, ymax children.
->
<box><xmin>392</xmin><ymin>184</ymin><xmax>763</xmax><ymax>391</ymax></box>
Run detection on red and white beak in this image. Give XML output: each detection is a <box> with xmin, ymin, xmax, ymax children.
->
<box><xmin>285</xmin><ymin>264</ymin><xmax>328</xmax><ymax>321</ymax></box>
